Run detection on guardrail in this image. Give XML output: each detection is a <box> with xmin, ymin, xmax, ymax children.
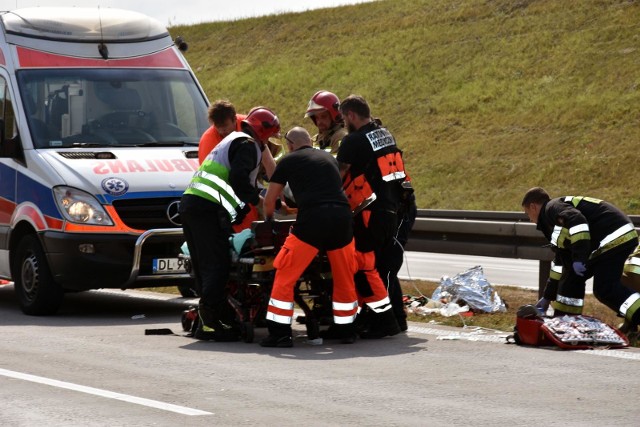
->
<box><xmin>406</xmin><ymin>210</ymin><xmax>640</xmax><ymax>295</ymax></box>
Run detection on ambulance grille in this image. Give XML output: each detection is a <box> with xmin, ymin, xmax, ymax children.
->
<box><xmin>58</xmin><ymin>152</ymin><xmax>101</xmax><ymax>159</ymax></box>
<box><xmin>112</xmin><ymin>197</ymin><xmax>181</xmax><ymax>230</ymax></box>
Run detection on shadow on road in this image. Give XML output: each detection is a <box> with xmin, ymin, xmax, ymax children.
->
<box><xmin>0</xmin><ymin>284</ymin><xmax>193</xmax><ymax>327</ymax></box>
<box><xmin>176</xmin><ymin>329</ymin><xmax>429</xmax><ymax>360</ymax></box>
<box><xmin>0</xmin><ymin>283</ymin><xmax>429</xmax><ymax>359</ymax></box>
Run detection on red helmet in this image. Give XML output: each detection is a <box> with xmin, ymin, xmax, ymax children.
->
<box><xmin>305</xmin><ymin>90</ymin><xmax>341</xmax><ymax>122</ymax></box>
<box><xmin>242</xmin><ymin>107</ymin><xmax>281</xmax><ymax>142</ymax></box>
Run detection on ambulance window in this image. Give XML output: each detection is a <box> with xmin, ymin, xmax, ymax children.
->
<box><xmin>0</xmin><ymin>79</ymin><xmax>17</xmax><ymax>142</ymax></box>
<box><xmin>16</xmin><ymin>69</ymin><xmax>208</xmax><ymax>148</ymax></box>
<box><xmin>171</xmin><ymin>81</ymin><xmax>198</xmax><ymax>136</ymax></box>
<box><xmin>4</xmin><ymin>90</ymin><xmax>16</xmax><ymax>141</ymax></box>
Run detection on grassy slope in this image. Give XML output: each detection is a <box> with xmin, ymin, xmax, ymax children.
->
<box><xmin>170</xmin><ymin>0</ymin><xmax>640</xmax><ymax>213</ymax></box>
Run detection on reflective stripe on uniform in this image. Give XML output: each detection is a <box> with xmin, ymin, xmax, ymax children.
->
<box><xmin>552</xmin><ymin>294</ymin><xmax>584</xmax><ymax>314</ymax></box>
<box><xmin>565</xmin><ymin>196</ymin><xmax>583</xmax><ymax>207</ymax></box>
<box><xmin>268</xmin><ymin>298</ymin><xmax>294</xmax><ymax>311</ymax></box>
<box><xmin>620</xmin><ymin>293</ymin><xmax>640</xmax><ymax>317</ymax></box>
<box><xmin>550</xmin><ymin>225</ymin><xmax>562</xmax><ymax>247</ymax></box>
<box><xmin>333</xmin><ymin>300</ymin><xmax>358</xmax><ymax>312</ymax></box>
<box><xmin>366</xmin><ymin>296</ymin><xmax>392</xmax><ymax>313</ymax></box>
<box><xmin>628</xmin><ymin>257</ymin><xmax>640</xmax><ymax>267</ymax></box>
<box><xmin>334</xmin><ymin>313</ymin><xmax>356</xmax><ymax>324</ymax></box>
<box><xmin>550</xmin><ymin>262</ymin><xmax>563</xmax><ymax>280</ymax></box>
<box><xmin>382</xmin><ymin>171</ymin><xmax>406</xmax><ymax>182</ymax></box>
<box><xmin>569</xmin><ymin>223</ymin><xmax>590</xmax><ymax>244</ymax></box>
<box><xmin>193</xmin><ymin>170</ymin><xmax>244</xmax><ymax>207</ymax></box>
<box><xmin>599</xmin><ymin>223</ymin><xmax>635</xmax><ymax>247</ymax></box>
<box><xmin>557</xmin><ymin>294</ymin><xmax>584</xmax><ymax>307</ymax></box>
<box><xmin>624</xmin><ymin>257</ymin><xmax>640</xmax><ymax>275</ymax></box>
<box><xmin>266</xmin><ymin>311</ymin><xmax>292</xmax><ymax>325</ymax></box>
<box><xmin>591</xmin><ymin>223</ymin><xmax>637</xmax><ymax>258</ymax></box>
<box><xmin>187</xmin><ymin>182</ymin><xmax>240</xmax><ymax>221</ymax></box>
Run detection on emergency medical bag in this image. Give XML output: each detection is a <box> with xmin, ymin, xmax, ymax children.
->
<box><xmin>251</xmin><ymin>220</ymin><xmax>292</xmax><ymax>250</ymax></box>
<box><xmin>510</xmin><ymin>305</ymin><xmax>628</xmax><ymax>349</ymax></box>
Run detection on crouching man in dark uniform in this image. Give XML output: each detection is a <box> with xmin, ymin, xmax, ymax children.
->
<box><xmin>522</xmin><ymin>187</ymin><xmax>640</xmax><ymax>332</ymax></box>
<box><xmin>260</xmin><ymin>127</ymin><xmax>359</xmax><ymax>347</ymax></box>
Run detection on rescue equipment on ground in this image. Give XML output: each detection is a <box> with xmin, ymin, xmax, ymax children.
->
<box><xmin>510</xmin><ymin>305</ymin><xmax>628</xmax><ymax>349</ymax></box>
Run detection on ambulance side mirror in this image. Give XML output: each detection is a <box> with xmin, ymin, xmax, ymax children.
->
<box><xmin>0</xmin><ymin>119</ymin><xmax>25</xmax><ymax>163</ymax></box>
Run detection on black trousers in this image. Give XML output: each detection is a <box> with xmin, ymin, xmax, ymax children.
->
<box><xmin>385</xmin><ymin>197</ymin><xmax>418</xmax><ymax>322</ymax></box>
<box><xmin>353</xmin><ymin>209</ymin><xmax>403</xmax><ymax>321</ymax></box>
<box><xmin>557</xmin><ymin>238</ymin><xmax>639</xmax><ymax>322</ymax></box>
<box><xmin>180</xmin><ymin>194</ymin><xmax>234</xmax><ymax>323</ymax></box>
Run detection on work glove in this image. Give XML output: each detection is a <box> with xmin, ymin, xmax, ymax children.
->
<box><xmin>572</xmin><ymin>261</ymin><xmax>587</xmax><ymax>277</ymax></box>
<box><xmin>535</xmin><ymin>297</ymin><xmax>550</xmax><ymax>315</ymax></box>
<box><xmin>231</xmin><ymin>204</ymin><xmax>251</xmax><ymax>225</ymax></box>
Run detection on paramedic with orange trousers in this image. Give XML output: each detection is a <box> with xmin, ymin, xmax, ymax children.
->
<box><xmin>197</xmin><ymin>100</ymin><xmax>276</xmax><ymax>231</ymax></box>
<box><xmin>522</xmin><ymin>187</ymin><xmax>640</xmax><ymax>333</ymax></box>
<box><xmin>261</xmin><ymin>127</ymin><xmax>359</xmax><ymax>347</ymax></box>
<box><xmin>337</xmin><ymin>95</ymin><xmax>404</xmax><ymax>338</ymax></box>
<box><xmin>181</xmin><ymin>107</ymin><xmax>281</xmax><ymax>341</ymax></box>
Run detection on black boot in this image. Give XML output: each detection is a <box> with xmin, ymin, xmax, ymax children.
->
<box><xmin>260</xmin><ymin>320</ymin><xmax>293</xmax><ymax>348</ymax></box>
<box><xmin>194</xmin><ymin>303</ymin><xmax>240</xmax><ymax>342</ymax></box>
<box><xmin>360</xmin><ymin>309</ymin><xmax>401</xmax><ymax>339</ymax></box>
<box><xmin>319</xmin><ymin>323</ymin><xmax>357</xmax><ymax>344</ymax></box>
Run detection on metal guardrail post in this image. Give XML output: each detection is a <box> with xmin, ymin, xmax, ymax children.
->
<box><xmin>538</xmin><ymin>260</ymin><xmax>550</xmax><ymax>298</ymax></box>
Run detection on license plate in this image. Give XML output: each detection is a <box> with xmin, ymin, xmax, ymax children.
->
<box><xmin>152</xmin><ymin>257</ymin><xmax>186</xmax><ymax>274</ymax></box>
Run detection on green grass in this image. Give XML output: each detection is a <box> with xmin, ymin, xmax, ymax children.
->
<box><xmin>170</xmin><ymin>0</ymin><xmax>640</xmax><ymax>213</ymax></box>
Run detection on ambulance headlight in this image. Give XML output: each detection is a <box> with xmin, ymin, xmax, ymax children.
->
<box><xmin>53</xmin><ymin>186</ymin><xmax>114</xmax><ymax>226</ymax></box>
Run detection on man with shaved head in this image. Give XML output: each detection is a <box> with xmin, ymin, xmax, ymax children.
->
<box><xmin>260</xmin><ymin>127</ymin><xmax>358</xmax><ymax>347</ymax></box>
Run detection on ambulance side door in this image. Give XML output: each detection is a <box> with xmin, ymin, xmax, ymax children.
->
<box><xmin>0</xmin><ymin>71</ymin><xmax>21</xmax><ymax>276</ymax></box>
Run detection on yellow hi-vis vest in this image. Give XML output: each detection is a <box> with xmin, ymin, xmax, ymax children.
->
<box><xmin>184</xmin><ymin>131</ymin><xmax>261</xmax><ymax>221</ymax></box>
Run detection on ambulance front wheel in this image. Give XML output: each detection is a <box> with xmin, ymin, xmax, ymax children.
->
<box><xmin>13</xmin><ymin>235</ymin><xmax>64</xmax><ymax>315</ymax></box>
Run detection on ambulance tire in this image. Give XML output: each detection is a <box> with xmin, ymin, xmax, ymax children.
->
<box><xmin>14</xmin><ymin>235</ymin><xmax>64</xmax><ymax>316</ymax></box>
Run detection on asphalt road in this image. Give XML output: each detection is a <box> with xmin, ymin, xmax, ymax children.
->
<box><xmin>0</xmin><ymin>283</ymin><xmax>637</xmax><ymax>426</ymax></box>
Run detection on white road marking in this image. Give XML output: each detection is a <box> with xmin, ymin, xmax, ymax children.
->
<box><xmin>0</xmin><ymin>368</ymin><xmax>212</xmax><ymax>416</ymax></box>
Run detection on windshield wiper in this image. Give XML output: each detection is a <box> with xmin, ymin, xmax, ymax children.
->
<box><xmin>69</xmin><ymin>142</ymin><xmax>112</xmax><ymax>147</ymax></box>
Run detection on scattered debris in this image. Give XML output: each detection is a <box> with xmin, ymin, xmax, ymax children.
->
<box><xmin>432</xmin><ymin>266</ymin><xmax>507</xmax><ymax>313</ymax></box>
<box><xmin>404</xmin><ymin>266</ymin><xmax>506</xmax><ymax>317</ymax></box>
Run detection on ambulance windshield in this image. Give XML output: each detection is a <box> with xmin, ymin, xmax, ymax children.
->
<box><xmin>17</xmin><ymin>68</ymin><xmax>209</xmax><ymax>149</ymax></box>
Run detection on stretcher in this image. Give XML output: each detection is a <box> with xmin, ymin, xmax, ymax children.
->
<box><xmin>181</xmin><ymin>219</ymin><xmax>334</xmax><ymax>343</ymax></box>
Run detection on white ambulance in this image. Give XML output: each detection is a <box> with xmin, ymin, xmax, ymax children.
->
<box><xmin>0</xmin><ymin>7</ymin><xmax>209</xmax><ymax>314</ymax></box>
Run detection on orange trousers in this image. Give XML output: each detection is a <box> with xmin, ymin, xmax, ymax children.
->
<box><xmin>356</xmin><ymin>250</ymin><xmax>393</xmax><ymax>313</ymax></box>
<box><xmin>266</xmin><ymin>233</ymin><xmax>358</xmax><ymax>325</ymax></box>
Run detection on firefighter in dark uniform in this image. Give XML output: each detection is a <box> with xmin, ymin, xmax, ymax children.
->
<box><xmin>181</xmin><ymin>107</ymin><xmax>281</xmax><ymax>341</ymax></box>
<box><xmin>261</xmin><ymin>127</ymin><xmax>358</xmax><ymax>347</ymax></box>
<box><xmin>305</xmin><ymin>90</ymin><xmax>346</xmax><ymax>155</ymax></box>
<box><xmin>522</xmin><ymin>187</ymin><xmax>640</xmax><ymax>332</ymax></box>
<box><xmin>337</xmin><ymin>94</ymin><xmax>404</xmax><ymax>338</ymax></box>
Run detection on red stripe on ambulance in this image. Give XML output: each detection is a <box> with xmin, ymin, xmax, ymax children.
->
<box><xmin>16</xmin><ymin>46</ymin><xmax>184</xmax><ymax>68</ymax></box>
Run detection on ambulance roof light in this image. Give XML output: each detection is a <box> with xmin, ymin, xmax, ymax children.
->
<box><xmin>1</xmin><ymin>7</ymin><xmax>169</xmax><ymax>43</ymax></box>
